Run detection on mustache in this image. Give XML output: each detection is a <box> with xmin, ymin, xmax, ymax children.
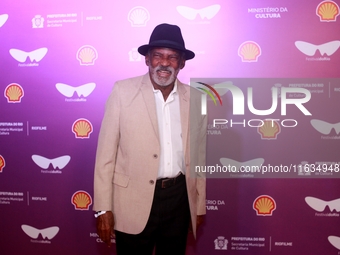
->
<box><xmin>155</xmin><ymin>66</ymin><xmax>174</xmax><ymax>73</ymax></box>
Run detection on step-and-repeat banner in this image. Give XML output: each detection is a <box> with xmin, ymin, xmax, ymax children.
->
<box><xmin>1</xmin><ymin>0</ymin><xmax>340</xmax><ymax>254</ymax></box>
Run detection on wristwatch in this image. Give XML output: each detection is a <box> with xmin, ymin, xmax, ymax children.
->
<box><xmin>94</xmin><ymin>211</ymin><xmax>106</xmax><ymax>218</ymax></box>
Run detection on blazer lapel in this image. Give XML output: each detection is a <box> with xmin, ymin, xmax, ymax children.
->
<box><xmin>140</xmin><ymin>74</ymin><xmax>159</xmax><ymax>141</ymax></box>
<box><xmin>178</xmin><ymin>81</ymin><xmax>189</xmax><ymax>158</ymax></box>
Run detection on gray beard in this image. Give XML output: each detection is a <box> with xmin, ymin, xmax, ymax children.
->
<box><xmin>149</xmin><ymin>66</ymin><xmax>178</xmax><ymax>87</ymax></box>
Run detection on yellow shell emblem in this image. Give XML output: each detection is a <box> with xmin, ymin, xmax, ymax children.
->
<box><xmin>76</xmin><ymin>45</ymin><xmax>98</xmax><ymax>65</ymax></box>
<box><xmin>71</xmin><ymin>191</ymin><xmax>92</xmax><ymax>210</ymax></box>
<box><xmin>238</xmin><ymin>41</ymin><xmax>261</xmax><ymax>62</ymax></box>
<box><xmin>72</xmin><ymin>118</ymin><xmax>93</xmax><ymax>138</ymax></box>
<box><xmin>0</xmin><ymin>155</ymin><xmax>5</xmax><ymax>173</ymax></box>
<box><xmin>4</xmin><ymin>83</ymin><xmax>24</xmax><ymax>103</ymax></box>
<box><xmin>253</xmin><ymin>195</ymin><xmax>276</xmax><ymax>216</ymax></box>
<box><xmin>257</xmin><ymin>120</ymin><xmax>281</xmax><ymax>139</ymax></box>
<box><xmin>317</xmin><ymin>1</ymin><xmax>339</xmax><ymax>21</ymax></box>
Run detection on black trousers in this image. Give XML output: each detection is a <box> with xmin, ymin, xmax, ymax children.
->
<box><xmin>115</xmin><ymin>173</ymin><xmax>190</xmax><ymax>255</ymax></box>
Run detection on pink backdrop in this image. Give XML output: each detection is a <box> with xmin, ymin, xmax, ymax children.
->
<box><xmin>1</xmin><ymin>0</ymin><xmax>340</xmax><ymax>254</ymax></box>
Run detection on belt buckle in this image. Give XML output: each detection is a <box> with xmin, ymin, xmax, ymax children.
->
<box><xmin>161</xmin><ymin>177</ymin><xmax>174</xmax><ymax>188</ymax></box>
<box><xmin>161</xmin><ymin>179</ymin><xmax>168</xmax><ymax>188</ymax></box>
<box><xmin>160</xmin><ymin>173</ymin><xmax>182</xmax><ymax>188</ymax></box>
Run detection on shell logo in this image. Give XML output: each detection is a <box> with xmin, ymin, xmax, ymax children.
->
<box><xmin>0</xmin><ymin>155</ymin><xmax>5</xmax><ymax>173</ymax></box>
<box><xmin>253</xmin><ymin>195</ymin><xmax>276</xmax><ymax>216</ymax></box>
<box><xmin>238</xmin><ymin>41</ymin><xmax>261</xmax><ymax>62</ymax></box>
<box><xmin>72</xmin><ymin>118</ymin><xmax>93</xmax><ymax>139</ymax></box>
<box><xmin>128</xmin><ymin>6</ymin><xmax>150</xmax><ymax>27</ymax></box>
<box><xmin>316</xmin><ymin>1</ymin><xmax>339</xmax><ymax>22</ymax></box>
<box><xmin>4</xmin><ymin>83</ymin><xmax>24</xmax><ymax>103</ymax></box>
<box><xmin>71</xmin><ymin>190</ymin><xmax>92</xmax><ymax>210</ymax></box>
<box><xmin>76</xmin><ymin>45</ymin><xmax>98</xmax><ymax>66</ymax></box>
<box><xmin>257</xmin><ymin>120</ymin><xmax>281</xmax><ymax>139</ymax></box>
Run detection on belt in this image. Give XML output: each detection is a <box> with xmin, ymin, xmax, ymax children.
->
<box><xmin>156</xmin><ymin>173</ymin><xmax>185</xmax><ymax>189</ymax></box>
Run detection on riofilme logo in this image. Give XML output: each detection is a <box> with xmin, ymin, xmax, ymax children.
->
<box><xmin>238</xmin><ymin>41</ymin><xmax>261</xmax><ymax>62</ymax></box>
<box><xmin>253</xmin><ymin>195</ymin><xmax>276</xmax><ymax>216</ymax></box>
<box><xmin>257</xmin><ymin>120</ymin><xmax>281</xmax><ymax>139</ymax></box>
<box><xmin>0</xmin><ymin>155</ymin><xmax>5</xmax><ymax>173</ymax></box>
<box><xmin>76</xmin><ymin>45</ymin><xmax>98</xmax><ymax>66</ymax></box>
<box><xmin>4</xmin><ymin>83</ymin><xmax>24</xmax><ymax>103</ymax></box>
<box><xmin>72</xmin><ymin>118</ymin><xmax>93</xmax><ymax>139</ymax></box>
<box><xmin>316</xmin><ymin>1</ymin><xmax>339</xmax><ymax>22</ymax></box>
<box><xmin>71</xmin><ymin>190</ymin><xmax>92</xmax><ymax>210</ymax></box>
<box><xmin>21</xmin><ymin>225</ymin><xmax>59</xmax><ymax>240</ymax></box>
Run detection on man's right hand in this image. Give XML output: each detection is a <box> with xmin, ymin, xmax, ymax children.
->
<box><xmin>96</xmin><ymin>211</ymin><xmax>115</xmax><ymax>247</ymax></box>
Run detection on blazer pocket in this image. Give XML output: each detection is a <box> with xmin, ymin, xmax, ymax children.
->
<box><xmin>112</xmin><ymin>172</ymin><xmax>129</xmax><ymax>188</ymax></box>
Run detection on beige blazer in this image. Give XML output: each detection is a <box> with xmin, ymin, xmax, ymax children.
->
<box><xmin>93</xmin><ymin>74</ymin><xmax>206</xmax><ymax>237</ymax></box>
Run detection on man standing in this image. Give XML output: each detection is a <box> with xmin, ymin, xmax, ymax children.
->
<box><xmin>93</xmin><ymin>23</ymin><xmax>206</xmax><ymax>255</ymax></box>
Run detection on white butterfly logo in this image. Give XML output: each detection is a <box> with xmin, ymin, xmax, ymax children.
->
<box><xmin>329</xmin><ymin>236</ymin><xmax>340</xmax><ymax>250</ymax></box>
<box><xmin>295</xmin><ymin>41</ymin><xmax>340</xmax><ymax>56</ymax></box>
<box><xmin>220</xmin><ymin>158</ymin><xmax>265</xmax><ymax>170</ymax></box>
<box><xmin>31</xmin><ymin>155</ymin><xmax>71</xmax><ymax>170</ymax></box>
<box><xmin>56</xmin><ymin>83</ymin><xmax>96</xmax><ymax>97</ymax></box>
<box><xmin>9</xmin><ymin>48</ymin><xmax>48</xmax><ymax>63</ymax></box>
<box><xmin>177</xmin><ymin>5</ymin><xmax>221</xmax><ymax>20</ymax></box>
<box><xmin>21</xmin><ymin>225</ymin><xmax>59</xmax><ymax>239</ymax></box>
<box><xmin>0</xmin><ymin>14</ymin><xmax>9</xmax><ymax>27</ymax></box>
<box><xmin>305</xmin><ymin>196</ymin><xmax>340</xmax><ymax>212</ymax></box>
<box><xmin>310</xmin><ymin>119</ymin><xmax>340</xmax><ymax>135</ymax></box>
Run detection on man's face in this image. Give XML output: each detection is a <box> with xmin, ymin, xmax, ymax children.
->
<box><xmin>146</xmin><ymin>48</ymin><xmax>185</xmax><ymax>87</ymax></box>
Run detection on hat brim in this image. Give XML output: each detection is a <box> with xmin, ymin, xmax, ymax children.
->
<box><xmin>138</xmin><ymin>42</ymin><xmax>195</xmax><ymax>60</ymax></box>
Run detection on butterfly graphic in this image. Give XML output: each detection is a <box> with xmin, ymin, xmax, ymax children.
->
<box><xmin>295</xmin><ymin>41</ymin><xmax>340</xmax><ymax>56</ymax></box>
<box><xmin>9</xmin><ymin>48</ymin><xmax>48</xmax><ymax>62</ymax></box>
<box><xmin>220</xmin><ymin>158</ymin><xmax>265</xmax><ymax>170</ymax></box>
<box><xmin>176</xmin><ymin>5</ymin><xmax>220</xmax><ymax>20</ymax></box>
<box><xmin>0</xmin><ymin>14</ymin><xmax>9</xmax><ymax>27</ymax></box>
<box><xmin>21</xmin><ymin>225</ymin><xmax>59</xmax><ymax>239</ymax></box>
<box><xmin>329</xmin><ymin>236</ymin><xmax>340</xmax><ymax>250</ymax></box>
<box><xmin>305</xmin><ymin>196</ymin><xmax>340</xmax><ymax>212</ymax></box>
<box><xmin>56</xmin><ymin>83</ymin><xmax>96</xmax><ymax>97</ymax></box>
<box><xmin>31</xmin><ymin>155</ymin><xmax>71</xmax><ymax>170</ymax></box>
<box><xmin>310</xmin><ymin>119</ymin><xmax>340</xmax><ymax>135</ymax></box>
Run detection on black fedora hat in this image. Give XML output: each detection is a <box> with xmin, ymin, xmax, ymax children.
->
<box><xmin>138</xmin><ymin>23</ymin><xmax>195</xmax><ymax>60</ymax></box>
